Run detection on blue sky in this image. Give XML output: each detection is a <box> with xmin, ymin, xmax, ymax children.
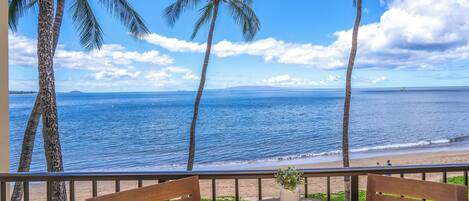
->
<box><xmin>9</xmin><ymin>0</ymin><xmax>469</xmax><ymax>92</ymax></box>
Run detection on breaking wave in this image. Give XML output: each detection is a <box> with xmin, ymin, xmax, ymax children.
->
<box><xmin>191</xmin><ymin>136</ymin><xmax>469</xmax><ymax>169</ymax></box>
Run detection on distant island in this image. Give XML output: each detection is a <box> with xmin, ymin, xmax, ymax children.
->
<box><xmin>9</xmin><ymin>91</ymin><xmax>36</xmax><ymax>95</ymax></box>
<box><xmin>69</xmin><ymin>90</ymin><xmax>84</xmax><ymax>94</ymax></box>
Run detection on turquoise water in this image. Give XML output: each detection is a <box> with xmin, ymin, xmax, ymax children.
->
<box><xmin>8</xmin><ymin>87</ymin><xmax>469</xmax><ymax>172</ymax></box>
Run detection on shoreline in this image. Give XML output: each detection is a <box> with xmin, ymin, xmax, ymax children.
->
<box><xmin>181</xmin><ymin>140</ymin><xmax>469</xmax><ymax>171</ymax></box>
<box><xmin>12</xmin><ymin>149</ymin><xmax>469</xmax><ymax>201</ymax></box>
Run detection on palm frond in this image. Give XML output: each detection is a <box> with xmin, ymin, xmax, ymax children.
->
<box><xmin>98</xmin><ymin>0</ymin><xmax>149</xmax><ymax>37</ymax></box>
<box><xmin>190</xmin><ymin>2</ymin><xmax>213</xmax><ymax>40</ymax></box>
<box><xmin>164</xmin><ymin>0</ymin><xmax>202</xmax><ymax>26</ymax></box>
<box><xmin>71</xmin><ymin>0</ymin><xmax>103</xmax><ymax>50</ymax></box>
<box><xmin>227</xmin><ymin>0</ymin><xmax>260</xmax><ymax>41</ymax></box>
<box><xmin>242</xmin><ymin>0</ymin><xmax>253</xmax><ymax>5</ymax></box>
<box><xmin>26</xmin><ymin>0</ymin><xmax>37</xmax><ymax>8</ymax></box>
<box><xmin>8</xmin><ymin>0</ymin><xmax>34</xmax><ymax>31</ymax></box>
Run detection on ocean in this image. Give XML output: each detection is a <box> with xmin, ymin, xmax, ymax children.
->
<box><xmin>8</xmin><ymin>87</ymin><xmax>469</xmax><ymax>172</ymax></box>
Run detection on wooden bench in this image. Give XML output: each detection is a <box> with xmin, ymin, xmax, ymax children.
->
<box><xmin>86</xmin><ymin>176</ymin><xmax>200</xmax><ymax>201</ymax></box>
<box><xmin>366</xmin><ymin>174</ymin><xmax>468</xmax><ymax>201</ymax></box>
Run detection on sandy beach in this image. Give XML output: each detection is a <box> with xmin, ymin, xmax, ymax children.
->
<box><xmin>10</xmin><ymin>150</ymin><xmax>469</xmax><ymax>201</ymax></box>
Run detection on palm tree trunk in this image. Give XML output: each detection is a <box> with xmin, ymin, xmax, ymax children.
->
<box><xmin>10</xmin><ymin>95</ymin><xmax>41</xmax><ymax>201</ymax></box>
<box><xmin>52</xmin><ymin>0</ymin><xmax>64</xmax><ymax>54</ymax></box>
<box><xmin>10</xmin><ymin>0</ymin><xmax>65</xmax><ymax>200</ymax></box>
<box><xmin>342</xmin><ymin>0</ymin><xmax>362</xmax><ymax>200</ymax></box>
<box><xmin>187</xmin><ymin>0</ymin><xmax>220</xmax><ymax>171</ymax></box>
<box><xmin>38</xmin><ymin>0</ymin><xmax>67</xmax><ymax>200</ymax></box>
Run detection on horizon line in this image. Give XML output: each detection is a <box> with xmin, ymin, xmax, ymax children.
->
<box><xmin>9</xmin><ymin>85</ymin><xmax>469</xmax><ymax>94</ymax></box>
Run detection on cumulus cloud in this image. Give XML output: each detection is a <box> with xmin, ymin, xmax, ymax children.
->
<box><xmin>143</xmin><ymin>34</ymin><xmax>205</xmax><ymax>52</ymax></box>
<box><xmin>262</xmin><ymin>74</ymin><xmax>295</xmax><ymax>85</ymax></box>
<box><xmin>92</xmin><ymin>69</ymin><xmax>141</xmax><ymax>80</ymax></box>
<box><xmin>145</xmin><ymin>66</ymin><xmax>199</xmax><ymax>83</ymax></box>
<box><xmin>8</xmin><ymin>33</ymin><xmax>202</xmax><ymax>90</ymax></box>
<box><xmin>143</xmin><ymin>0</ymin><xmax>469</xmax><ymax>70</ymax></box>
<box><xmin>370</xmin><ymin>76</ymin><xmax>388</xmax><ymax>84</ymax></box>
<box><xmin>261</xmin><ymin>74</ymin><xmax>341</xmax><ymax>87</ymax></box>
<box><xmin>9</xmin><ymin>33</ymin><xmax>174</xmax><ymax>80</ymax></box>
<box><xmin>144</xmin><ymin>34</ymin><xmax>345</xmax><ymax>69</ymax></box>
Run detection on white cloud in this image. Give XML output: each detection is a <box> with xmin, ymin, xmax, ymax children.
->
<box><xmin>9</xmin><ymin>33</ymin><xmax>175</xmax><ymax>80</ymax></box>
<box><xmin>92</xmin><ymin>69</ymin><xmax>141</xmax><ymax>80</ymax></box>
<box><xmin>143</xmin><ymin>0</ymin><xmax>469</xmax><ymax>70</ymax></box>
<box><xmin>261</xmin><ymin>74</ymin><xmax>341</xmax><ymax>87</ymax></box>
<box><xmin>143</xmin><ymin>34</ymin><xmax>205</xmax><ymax>52</ymax></box>
<box><xmin>263</xmin><ymin>74</ymin><xmax>295</xmax><ymax>85</ymax></box>
<box><xmin>9</xmin><ymin>33</ymin><xmax>202</xmax><ymax>89</ymax></box>
<box><xmin>145</xmin><ymin>66</ymin><xmax>199</xmax><ymax>84</ymax></box>
<box><xmin>144</xmin><ymin>34</ymin><xmax>346</xmax><ymax>69</ymax></box>
<box><xmin>370</xmin><ymin>76</ymin><xmax>388</xmax><ymax>84</ymax></box>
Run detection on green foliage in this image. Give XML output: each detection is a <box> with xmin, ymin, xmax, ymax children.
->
<box><xmin>447</xmin><ymin>176</ymin><xmax>469</xmax><ymax>197</ymax></box>
<box><xmin>163</xmin><ymin>0</ymin><xmax>260</xmax><ymax>41</ymax></box>
<box><xmin>447</xmin><ymin>176</ymin><xmax>465</xmax><ymax>185</ymax></box>
<box><xmin>275</xmin><ymin>166</ymin><xmax>304</xmax><ymax>191</ymax></box>
<box><xmin>71</xmin><ymin>0</ymin><xmax>104</xmax><ymax>50</ymax></box>
<box><xmin>308</xmin><ymin>191</ymin><xmax>366</xmax><ymax>201</ymax></box>
<box><xmin>8</xmin><ymin>0</ymin><xmax>149</xmax><ymax>50</ymax></box>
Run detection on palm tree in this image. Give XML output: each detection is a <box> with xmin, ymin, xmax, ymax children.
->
<box><xmin>9</xmin><ymin>0</ymin><xmax>64</xmax><ymax>199</ymax></box>
<box><xmin>342</xmin><ymin>0</ymin><xmax>362</xmax><ymax>200</ymax></box>
<box><xmin>164</xmin><ymin>0</ymin><xmax>260</xmax><ymax>170</ymax></box>
<box><xmin>9</xmin><ymin>0</ymin><xmax>149</xmax><ymax>200</ymax></box>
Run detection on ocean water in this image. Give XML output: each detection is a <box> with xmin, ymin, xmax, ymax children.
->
<box><xmin>8</xmin><ymin>87</ymin><xmax>469</xmax><ymax>172</ymax></box>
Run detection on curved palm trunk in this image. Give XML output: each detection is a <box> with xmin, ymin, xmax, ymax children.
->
<box><xmin>51</xmin><ymin>0</ymin><xmax>64</xmax><ymax>54</ymax></box>
<box><xmin>38</xmin><ymin>0</ymin><xmax>67</xmax><ymax>200</ymax></box>
<box><xmin>342</xmin><ymin>0</ymin><xmax>362</xmax><ymax>200</ymax></box>
<box><xmin>187</xmin><ymin>0</ymin><xmax>220</xmax><ymax>171</ymax></box>
<box><xmin>10</xmin><ymin>96</ymin><xmax>41</xmax><ymax>201</ymax></box>
<box><xmin>10</xmin><ymin>0</ymin><xmax>65</xmax><ymax>200</ymax></box>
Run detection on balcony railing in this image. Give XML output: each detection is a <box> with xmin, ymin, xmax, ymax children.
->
<box><xmin>1</xmin><ymin>163</ymin><xmax>469</xmax><ymax>201</ymax></box>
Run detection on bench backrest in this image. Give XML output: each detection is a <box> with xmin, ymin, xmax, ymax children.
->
<box><xmin>86</xmin><ymin>176</ymin><xmax>201</xmax><ymax>201</ymax></box>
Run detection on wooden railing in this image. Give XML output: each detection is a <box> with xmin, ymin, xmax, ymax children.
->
<box><xmin>1</xmin><ymin>163</ymin><xmax>469</xmax><ymax>201</ymax></box>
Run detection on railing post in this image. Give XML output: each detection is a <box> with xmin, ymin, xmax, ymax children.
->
<box><xmin>92</xmin><ymin>179</ymin><xmax>98</xmax><ymax>197</ymax></box>
<box><xmin>234</xmin><ymin>178</ymin><xmax>239</xmax><ymax>201</ymax></box>
<box><xmin>0</xmin><ymin>0</ymin><xmax>10</xmax><ymax>199</ymax></box>
<box><xmin>138</xmin><ymin>179</ymin><xmax>143</xmax><ymax>188</ymax></box>
<box><xmin>257</xmin><ymin>178</ymin><xmax>262</xmax><ymax>200</ymax></box>
<box><xmin>115</xmin><ymin>180</ymin><xmax>120</xmax><ymax>192</ymax></box>
<box><xmin>212</xmin><ymin>179</ymin><xmax>216</xmax><ymax>201</ymax></box>
<box><xmin>350</xmin><ymin>175</ymin><xmax>359</xmax><ymax>201</ymax></box>
<box><xmin>46</xmin><ymin>181</ymin><xmax>52</xmax><ymax>201</ymax></box>
<box><xmin>464</xmin><ymin>170</ymin><xmax>468</xmax><ymax>187</ymax></box>
<box><xmin>70</xmin><ymin>181</ymin><xmax>75</xmax><ymax>201</ymax></box>
<box><xmin>23</xmin><ymin>181</ymin><xmax>29</xmax><ymax>201</ymax></box>
<box><xmin>304</xmin><ymin>177</ymin><xmax>308</xmax><ymax>198</ymax></box>
<box><xmin>1</xmin><ymin>182</ymin><xmax>6</xmax><ymax>201</ymax></box>
<box><xmin>442</xmin><ymin>171</ymin><xmax>447</xmax><ymax>183</ymax></box>
<box><xmin>326</xmin><ymin>176</ymin><xmax>331</xmax><ymax>201</ymax></box>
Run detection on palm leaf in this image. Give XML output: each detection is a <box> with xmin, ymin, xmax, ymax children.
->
<box><xmin>26</xmin><ymin>0</ymin><xmax>37</xmax><ymax>8</ymax></box>
<box><xmin>227</xmin><ymin>0</ymin><xmax>260</xmax><ymax>41</ymax></box>
<box><xmin>190</xmin><ymin>2</ymin><xmax>213</xmax><ymax>40</ymax></box>
<box><xmin>71</xmin><ymin>0</ymin><xmax>103</xmax><ymax>50</ymax></box>
<box><xmin>164</xmin><ymin>0</ymin><xmax>202</xmax><ymax>26</ymax></box>
<box><xmin>8</xmin><ymin>0</ymin><xmax>31</xmax><ymax>31</ymax></box>
<box><xmin>98</xmin><ymin>0</ymin><xmax>149</xmax><ymax>37</ymax></box>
